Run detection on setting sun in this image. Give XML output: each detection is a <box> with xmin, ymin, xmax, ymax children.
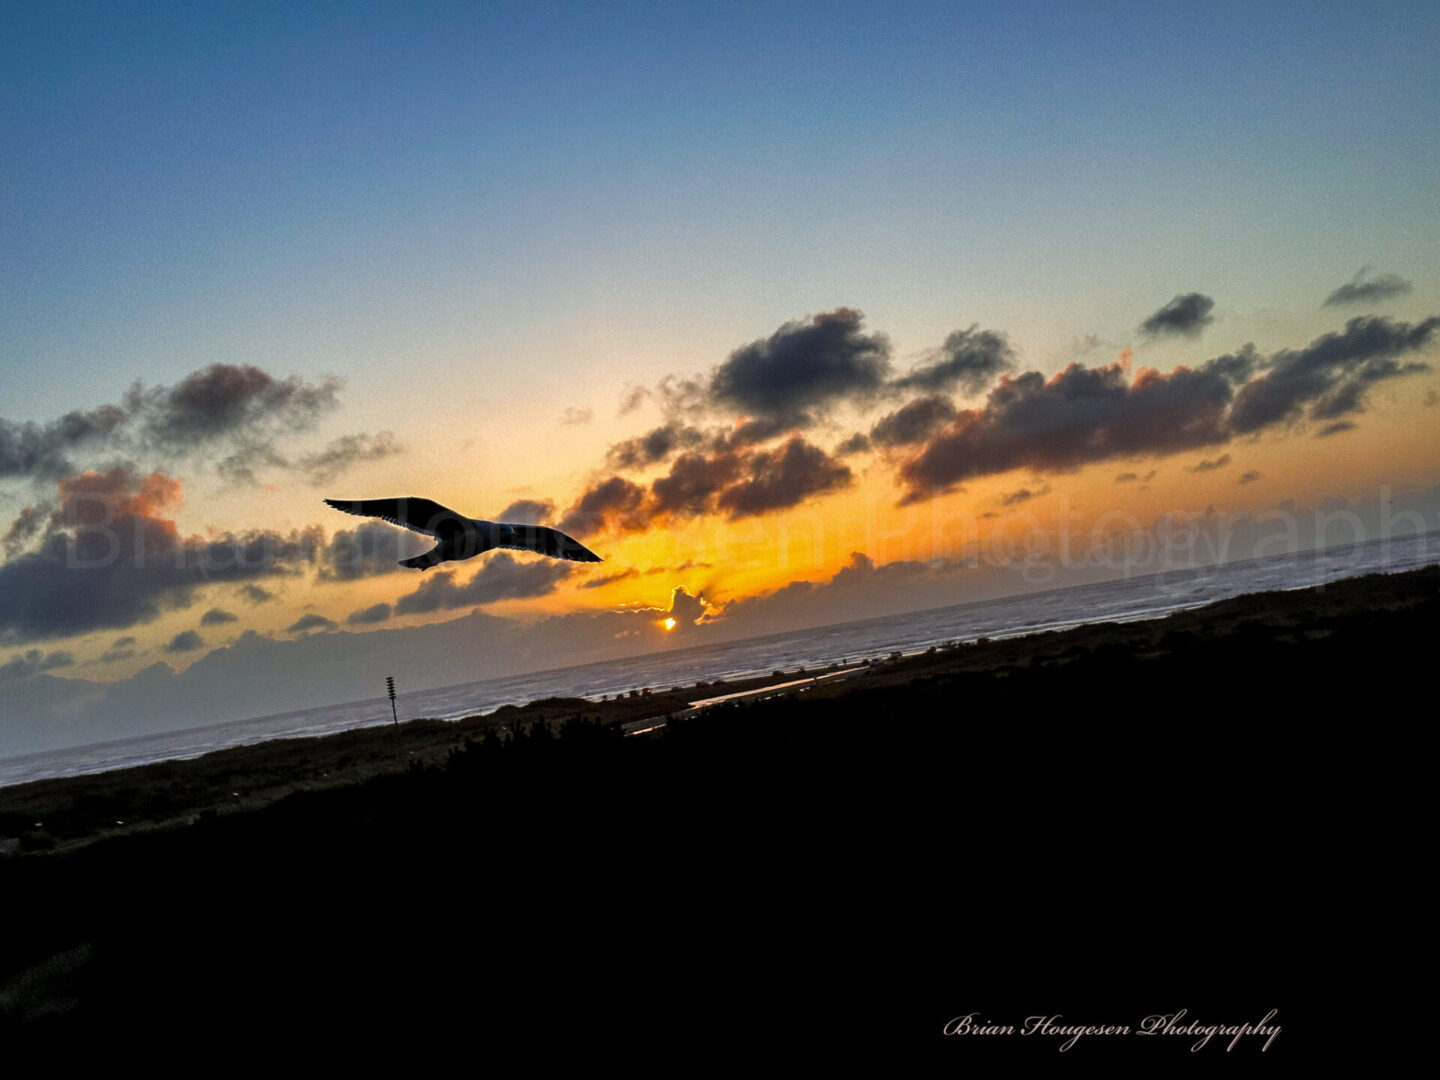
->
<box><xmin>663</xmin><ymin>618</ymin><xmax>677</xmax><ymax>632</ymax></box>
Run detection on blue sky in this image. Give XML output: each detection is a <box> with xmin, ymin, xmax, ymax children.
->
<box><xmin>6</xmin><ymin>1</ymin><xmax>1437</xmax><ymax>422</ymax></box>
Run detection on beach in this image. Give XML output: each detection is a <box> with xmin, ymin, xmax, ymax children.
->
<box><xmin>2</xmin><ymin>564</ymin><xmax>1431</xmax><ymax>1058</ymax></box>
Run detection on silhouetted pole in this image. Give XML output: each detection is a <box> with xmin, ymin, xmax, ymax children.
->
<box><xmin>386</xmin><ymin>675</ymin><xmax>398</xmax><ymax>727</ymax></box>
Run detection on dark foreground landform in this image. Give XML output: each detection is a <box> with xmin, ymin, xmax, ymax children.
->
<box><xmin>3</xmin><ymin>566</ymin><xmax>1433</xmax><ymax>1060</ymax></box>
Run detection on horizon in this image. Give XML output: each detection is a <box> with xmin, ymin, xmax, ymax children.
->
<box><xmin>4</xmin><ymin>3</ymin><xmax>1439</xmax><ymax>758</ymax></box>
<box><xmin>3</xmin><ymin>525</ymin><xmax>1434</xmax><ymax>770</ymax></box>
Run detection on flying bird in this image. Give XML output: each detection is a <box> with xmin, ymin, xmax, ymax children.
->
<box><xmin>324</xmin><ymin>497</ymin><xmax>601</xmax><ymax>570</ymax></box>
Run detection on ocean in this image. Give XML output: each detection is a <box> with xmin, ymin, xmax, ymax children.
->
<box><xmin>3</xmin><ymin>531</ymin><xmax>1435</xmax><ymax>789</ymax></box>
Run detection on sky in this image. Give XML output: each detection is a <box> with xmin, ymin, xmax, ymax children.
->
<box><xmin>3</xmin><ymin>1</ymin><xmax>1439</xmax><ymax>755</ymax></box>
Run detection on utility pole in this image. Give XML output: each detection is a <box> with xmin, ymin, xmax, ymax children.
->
<box><xmin>386</xmin><ymin>675</ymin><xmax>398</xmax><ymax>727</ymax></box>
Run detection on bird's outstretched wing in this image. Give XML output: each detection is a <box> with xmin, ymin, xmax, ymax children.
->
<box><xmin>323</xmin><ymin>497</ymin><xmax>466</xmax><ymax>537</ymax></box>
<box><xmin>495</xmin><ymin>523</ymin><xmax>602</xmax><ymax>563</ymax></box>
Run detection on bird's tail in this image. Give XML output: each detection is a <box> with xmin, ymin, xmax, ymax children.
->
<box><xmin>400</xmin><ymin>544</ymin><xmax>444</xmax><ymax>571</ymax></box>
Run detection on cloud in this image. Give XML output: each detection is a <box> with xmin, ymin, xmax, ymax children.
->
<box><xmin>648</xmin><ymin>451</ymin><xmax>745</xmax><ymax>518</ymax></box>
<box><xmin>1228</xmin><ymin>316</ymin><xmax>1438</xmax><ymax>433</ymax></box>
<box><xmin>559</xmin><ymin>407</ymin><xmax>593</xmax><ymax>426</ymax></box>
<box><xmin>496</xmin><ymin>498</ymin><xmax>556</xmax><ymax>525</ymax></box>
<box><xmin>100</xmin><ymin>635</ymin><xmax>140</xmax><ymax>663</ymax></box>
<box><xmin>835</xmin><ymin>432</ymin><xmax>871</xmax><ymax>456</ymax></box>
<box><xmin>606</xmin><ymin>423</ymin><xmax>709</xmax><ymax>470</ymax></box>
<box><xmin>1323</xmin><ymin>267</ymin><xmax>1414</xmax><ymax>308</ymax></box>
<box><xmin>999</xmin><ymin>485</ymin><xmax>1049</xmax><ymax>507</ymax></box>
<box><xmin>286</xmin><ymin>613</ymin><xmax>338</xmax><ymax>635</ymax></box>
<box><xmin>715</xmin><ymin>438</ymin><xmax>853</xmax><ymax>520</ymax></box>
<box><xmin>1317</xmin><ymin>420</ymin><xmax>1355</xmax><ymax>438</ymax></box>
<box><xmin>897</xmin><ymin>353</ymin><xmax>1251</xmax><ymax>503</ymax></box>
<box><xmin>1</xmin><ymin>648</ymin><xmax>76</xmax><ymax>681</ymax></box>
<box><xmin>132</xmin><ymin>364</ymin><xmax>341</xmax><ymax>448</ymax></box>
<box><xmin>239</xmin><ymin>583</ymin><xmax>276</xmax><ymax>605</ymax></box>
<box><xmin>200</xmin><ymin>608</ymin><xmax>238</xmax><ymax>626</ymax></box>
<box><xmin>1138</xmin><ymin>293</ymin><xmax>1216</xmax><ymax>338</ymax></box>
<box><xmin>0</xmin><ymin>405</ymin><xmax>129</xmax><ymax>481</ymax></box>
<box><xmin>165</xmin><ymin>630</ymin><xmax>205</xmax><ymax>653</ymax></box>
<box><xmin>1239</xmin><ymin>470</ymin><xmax>1261</xmax><ymax>484</ymax></box>
<box><xmin>347</xmin><ymin>602</ymin><xmax>393</xmax><ymax>625</ymax></box>
<box><xmin>869</xmin><ymin>395</ymin><xmax>957</xmax><ymax>448</ymax></box>
<box><xmin>319</xmin><ymin>520</ymin><xmax>430</xmax><ymax>580</ymax></box>
<box><xmin>894</xmin><ymin>314</ymin><xmax>1436</xmax><ymax>504</ymax></box>
<box><xmin>666</xmin><ymin>586</ymin><xmax>711</xmax><ymax>627</ymax></box>
<box><xmin>560</xmin><ymin>476</ymin><xmax>648</xmax><ymax>536</ymax></box>
<box><xmin>0</xmin><ymin>363</ymin><xmax>345</xmax><ymax>488</ymax></box>
<box><xmin>891</xmin><ymin>325</ymin><xmax>1015</xmax><ymax>396</ymax></box>
<box><xmin>1188</xmin><ymin>454</ymin><xmax>1231</xmax><ymax>473</ymax></box>
<box><xmin>393</xmin><ymin>554</ymin><xmax>575</xmax><ymax>615</ymax></box>
<box><xmin>2</xmin><ymin>504</ymin><xmax>47</xmax><ymax>557</ymax></box>
<box><xmin>580</xmin><ymin>568</ymin><xmax>641</xmax><ymax>590</ymax></box>
<box><xmin>296</xmin><ymin>431</ymin><xmax>403</xmax><ymax>486</ymax></box>
<box><xmin>0</xmin><ymin>469</ymin><xmax>318</xmax><ymax>643</ymax></box>
<box><xmin>708</xmin><ymin>308</ymin><xmax>891</xmax><ymax>426</ymax></box>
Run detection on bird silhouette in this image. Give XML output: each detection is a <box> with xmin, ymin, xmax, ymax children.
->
<box><xmin>324</xmin><ymin>497</ymin><xmax>601</xmax><ymax>570</ymax></box>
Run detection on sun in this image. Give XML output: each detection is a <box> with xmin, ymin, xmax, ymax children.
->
<box><xmin>663</xmin><ymin>618</ymin><xmax>677</xmax><ymax>631</ymax></box>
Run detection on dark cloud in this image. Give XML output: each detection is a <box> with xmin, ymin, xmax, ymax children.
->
<box><xmin>0</xmin><ymin>649</ymin><xmax>76</xmax><ymax>681</ymax></box>
<box><xmin>0</xmin><ymin>469</ymin><xmax>318</xmax><ymax>643</ymax></box>
<box><xmin>347</xmin><ymin>602</ymin><xmax>393</xmax><ymax>625</ymax></box>
<box><xmin>496</xmin><ymin>498</ymin><xmax>556</xmax><ymax>525</ymax></box>
<box><xmin>3</xmin><ymin>504</ymin><xmax>48</xmax><ymax>557</ymax></box>
<box><xmin>239</xmin><ymin>583</ymin><xmax>276</xmax><ymax>605</ymax></box>
<box><xmin>834</xmin><ymin>432</ymin><xmax>871</xmax><ymax>456</ymax></box>
<box><xmin>1228</xmin><ymin>316</ymin><xmax>1438</xmax><ymax>433</ymax></box>
<box><xmin>1323</xmin><ymin>268</ymin><xmax>1414</xmax><ymax>308</ymax></box>
<box><xmin>716</xmin><ymin>438</ymin><xmax>852</xmax><ymax>520</ymax></box>
<box><xmin>559</xmin><ymin>407</ymin><xmax>593</xmax><ymax>426</ymax></box>
<box><xmin>580</xmin><ymin>568</ymin><xmax>641</xmax><ymax>590</ymax></box>
<box><xmin>1139</xmin><ymin>293</ymin><xmax>1216</xmax><ymax>339</ymax></box>
<box><xmin>648</xmin><ymin>452</ymin><xmax>745</xmax><ymax>518</ymax></box>
<box><xmin>165</xmin><ymin>630</ymin><xmax>204</xmax><ymax>653</ymax></box>
<box><xmin>1114</xmin><ymin>472</ymin><xmax>1139</xmax><ymax>483</ymax></box>
<box><xmin>1239</xmin><ymin>470</ymin><xmax>1262</xmax><ymax>484</ymax></box>
<box><xmin>113</xmin><ymin>636</ymin><xmax>137</xmax><ymax>648</ymax></box>
<box><xmin>0</xmin><ymin>405</ymin><xmax>128</xmax><ymax>481</ymax></box>
<box><xmin>709</xmin><ymin>308</ymin><xmax>891</xmax><ymax>424</ymax></box>
<box><xmin>618</xmin><ymin>385</ymin><xmax>649</xmax><ymax>415</ymax></box>
<box><xmin>394</xmin><ymin>554</ymin><xmax>575</xmax><ymax>615</ymax></box>
<box><xmin>893</xmin><ymin>314</ymin><xmax>1436</xmax><ymax>504</ymax></box>
<box><xmin>559</xmin><ymin>476</ymin><xmax>648</xmax><ymax>537</ymax></box>
<box><xmin>892</xmin><ymin>325</ymin><xmax>1015</xmax><ymax>396</ymax></box>
<box><xmin>1317</xmin><ymin>421</ymin><xmax>1356</xmax><ymax>438</ymax></box>
<box><xmin>286</xmin><ymin>614</ymin><xmax>338</xmax><ymax>635</ymax></box>
<box><xmin>667</xmin><ymin>586</ymin><xmax>710</xmax><ymax>627</ymax></box>
<box><xmin>1188</xmin><ymin>454</ymin><xmax>1231</xmax><ymax>473</ymax></box>
<box><xmin>606</xmin><ymin>423</ymin><xmax>708</xmax><ymax>470</ymax></box>
<box><xmin>296</xmin><ymin>431</ymin><xmax>403</xmax><ymax>486</ymax></box>
<box><xmin>200</xmin><ymin>608</ymin><xmax>238</xmax><ymax>626</ymax></box>
<box><xmin>999</xmin><ymin>485</ymin><xmax>1049</xmax><ymax>507</ymax></box>
<box><xmin>131</xmin><ymin>364</ymin><xmax>340</xmax><ymax>448</ymax></box>
<box><xmin>319</xmin><ymin>520</ymin><xmax>430</xmax><ymax>580</ymax></box>
<box><xmin>869</xmin><ymin>395</ymin><xmax>957</xmax><ymax>448</ymax></box>
<box><xmin>1</xmin><ymin>363</ymin><xmax>344</xmax><ymax>487</ymax></box>
<box><xmin>723</xmin><ymin>414</ymin><xmax>812</xmax><ymax>448</ymax></box>
<box><xmin>897</xmin><ymin>353</ymin><xmax>1250</xmax><ymax>503</ymax></box>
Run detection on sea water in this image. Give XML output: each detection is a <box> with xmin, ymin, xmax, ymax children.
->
<box><xmin>2</xmin><ymin>532</ymin><xmax>1435</xmax><ymax>789</ymax></box>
